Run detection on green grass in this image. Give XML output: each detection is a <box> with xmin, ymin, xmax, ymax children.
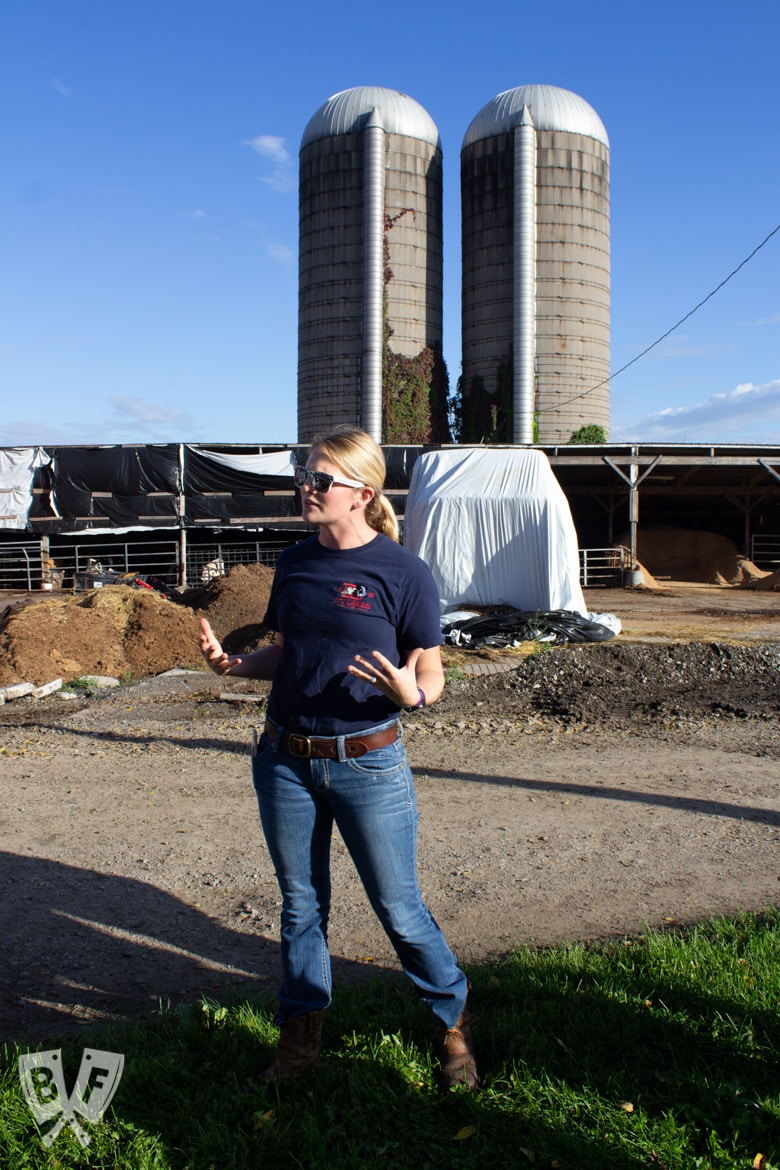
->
<box><xmin>2</xmin><ymin>911</ymin><xmax>778</xmax><ymax>1169</ymax></box>
<box><xmin>60</xmin><ymin>677</ymin><xmax>94</xmax><ymax>694</ymax></box>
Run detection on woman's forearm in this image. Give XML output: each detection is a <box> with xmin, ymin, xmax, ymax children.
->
<box><xmin>415</xmin><ymin>666</ymin><xmax>445</xmax><ymax>706</ymax></box>
<box><xmin>224</xmin><ymin>641</ymin><xmax>283</xmax><ymax>680</ymax></box>
<box><xmin>200</xmin><ymin>618</ymin><xmax>283</xmax><ymax>680</ymax></box>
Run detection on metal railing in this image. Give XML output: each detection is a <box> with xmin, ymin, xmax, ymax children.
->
<box><xmin>579</xmin><ymin>546</ymin><xmax>630</xmax><ymax>586</ymax></box>
<box><xmin>2</xmin><ymin>536</ymin><xmax>639</xmax><ymax>593</ymax></box>
<box><xmin>0</xmin><ymin>537</ymin><xmax>180</xmax><ymax>592</ymax></box>
<box><xmin>187</xmin><ymin>541</ymin><xmax>290</xmax><ymax>584</ymax></box>
<box><xmin>0</xmin><ymin>535</ymin><xmax>298</xmax><ymax>593</ymax></box>
<box><xmin>72</xmin><ymin>538</ymin><xmax>180</xmax><ymax>581</ymax></box>
<box><xmin>750</xmin><ymin>535</ymin><xmax>780</xmax><ymax>570</ymax></box>
<box><xmin>43</xmin><ymin>538</ymin><xmax>181</xmax><ymax>591</ymax></box>
<box><xmin>0</xmin><ymin>542</ymin><xmax>43</xmax><ymax>590</ymax></box>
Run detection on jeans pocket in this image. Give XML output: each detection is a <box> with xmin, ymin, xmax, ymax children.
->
<box><xmin>251</xmin><ymin>735</ymin><xmax>274</xmax><ymax>800</ymax></box>
<box><xmin>346</xmin><ymin>741</ymin><xmax>406</xmax><ymax>777</ymax></box>
<box><xmin>251</xmin><ymin>729</ymin><xmax>273</xmax><ymax>757</ymax></box>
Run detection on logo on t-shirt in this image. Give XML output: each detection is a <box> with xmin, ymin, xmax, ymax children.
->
<box><xmin>335</xmin><ymin>582</ymin><xmax>375</xmax><ymax>611</ymax></box>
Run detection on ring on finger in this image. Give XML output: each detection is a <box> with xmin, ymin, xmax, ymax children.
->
<box><xmin>369</xmin><ymin>674</ymin><xmax>377</xmax><ymax>684</ymax></box>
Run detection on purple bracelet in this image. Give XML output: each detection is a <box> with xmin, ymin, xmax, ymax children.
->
<box><xmin>403</xmin><ymin>688</ymin><xmax>426</xmax><ymax>711</ymax></box>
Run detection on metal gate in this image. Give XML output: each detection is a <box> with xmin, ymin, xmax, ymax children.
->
<box><xmin>750</xmin><ymin>535</ymin><xmax>780</xmax><ymax>570</ymax></box>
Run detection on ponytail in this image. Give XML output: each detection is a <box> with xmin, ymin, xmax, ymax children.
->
<box><xmin>365</xmin><ymin>491</ymin><xmax>400</xmax><ymax>542</ymax></box>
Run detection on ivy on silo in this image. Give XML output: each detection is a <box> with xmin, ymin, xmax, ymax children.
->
<box><xmin>453</xmin><ymin>353</ymin><xmax>514</xmax><ymax>443</ymax></box>
<box><xmin>381</xmin><ymin>213</ymin><xmax>450</xmax><ymax>443</ymax></box>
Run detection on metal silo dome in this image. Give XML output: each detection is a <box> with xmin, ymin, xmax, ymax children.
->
<box><xmin>463</xmin><ymin>84</ymin><xmax>609</xmax><ymax>149</ymax></box>
<box><xmin>301</xmin><ymin>86</ymin><xmax>442</xmax><ymax>149</ymax></box>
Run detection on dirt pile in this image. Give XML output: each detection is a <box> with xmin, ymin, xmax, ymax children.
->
<box><xmin>178</xmin><ymin>562</ymin><xmax>275</xmax><ymax>651</ymax></box>
<box><xmin>438</xmin><ymin>641</ymin><xmax>780</xmax><ymax>727</ymax></box>
<box><xmin>0</xmin><ymin>589</ymin><xmax>201</xmax><ymax>687</ymax></box>
<box><xmin>0</xmin><ymin>563</ymin><xmax>276</xmax><ymax>687</ymax></box>
<box><xmin>1</xmin><ymin>561</ymin><xmax>777</xmax><ymax>691</ymax></box>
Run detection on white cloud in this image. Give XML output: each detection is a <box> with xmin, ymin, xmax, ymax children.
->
<box><xmin>243</xmin><ymin>134</ymin><xmax>289</xmax><ymax>163</ymax></box>
<box><xmin>643</xmin><ymin>333</ymin><xmax>735</xmax><ymax>360</ymax></box>
<box><xmin>615</xmin><ymin>379</ymin><xmax>780</xmax><ymax>443</ymax></box>
<box><xmin>51</xmin><ymin>76</ymin><xmax>72</xmax><ymax>98</ymax></box>
<box><xmin>188</xmin><ymin>208</ymin><xmax>208</xmax><ymax>220</ymax></box>
<box><xmin>243</xmin><ymin>134</ymin><xmax>295</xmax><ymax>193</ymax></box>
<box><xmin>108</xmin><ymin>396</ymin><xmax>195</xmax><ymax>431</ymax></box>
<box><xmin>741</xmin><ymin>313</ymin><xmax>780</xmax><ymax>328</ymax></box>
<box><xmin>260</xmin><ymin>172</ymin><xmax>296</xmax><ymax>193</ymax></box>
<box><xmin>0</xmin><ymin>398</ymin><xmax>201</xmax><ymax>446</ymax></box>
<box><xmin>268</xmin><ymin>242</ymin><xmax>294</xmax><ymax>266</ymax></box>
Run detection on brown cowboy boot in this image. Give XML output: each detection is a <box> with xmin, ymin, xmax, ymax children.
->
<box><xmin>432</xmin><ymin>991</ymin><xmax>479</xmax><ymax>1090</ymax></box>
<box><xmin>257</xmin><ymin>1009</ymin><xmax>325</xmax><ymax>1083</ymax></box>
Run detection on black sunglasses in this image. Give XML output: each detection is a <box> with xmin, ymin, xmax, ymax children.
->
<box><xmin>293</xmin><ymin>465</ymin><xmax>366</xmax><ymax>493</ymax></box>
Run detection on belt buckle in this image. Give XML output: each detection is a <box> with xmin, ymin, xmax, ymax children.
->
<box><xmin>287</xmin><ymin>733</ymin><xmax>312</xmax><ymax>759</ymax></box>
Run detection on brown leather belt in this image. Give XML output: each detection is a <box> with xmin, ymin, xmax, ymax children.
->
<box><xmin>264</xmin><ymin>720</ymin><xmax>399</xmax><ymax>760</ymax></box>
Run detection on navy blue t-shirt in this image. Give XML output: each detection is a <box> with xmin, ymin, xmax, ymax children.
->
<box><xmin>263</xmin><ymin>532</ymin><xmax>443</xmax><ymax>735</ymax></box>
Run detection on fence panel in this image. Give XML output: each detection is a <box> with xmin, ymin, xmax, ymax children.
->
<box><xmin>187</xmin><ymin>541</ymin><xmax>289</xmax><ymax>584</ymax></box>
<box><xmin>0</xmin><ymin>542</ymin><xmax>44</xmax><ymax>590</ymax></box>
<box><xmin>70</xmin><ymin>538</ymin><xmax>179</xmax><ymax>580</ymax></box>
<box><xmin>750</xmin><ymin>535</ymin><xmax>780</xmax><ymax>570</ymax></box>
<box><xmin>579</xmin><ymin>546</ymin><xmax>629</xmax><ymax>587</ymax></box>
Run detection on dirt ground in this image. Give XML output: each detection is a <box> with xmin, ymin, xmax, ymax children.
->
<box><xmin>1</xmin><ymin>573</ymin><xmax>779</xmax><ymax>1043</ymax></box>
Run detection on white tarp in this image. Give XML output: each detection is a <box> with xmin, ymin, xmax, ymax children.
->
<box><xmin>0</xmin><ymin>447</ymin><xmax>50</xmax><ymax>529</ymax></box>
<box><xmin>404</xmin><ymin>447</ymin><xmax>587</xmax><ymax>616</ymax></box>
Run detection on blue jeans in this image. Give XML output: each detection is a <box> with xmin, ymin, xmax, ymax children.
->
<box><xmin>251</xmin><ymin>723</ymin><xmax>468</xmax><ymax>1029</ymax></box>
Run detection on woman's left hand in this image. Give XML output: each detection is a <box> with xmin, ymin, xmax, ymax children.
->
<box><xmin>349</xmin><ymin>647</ymin><xmax>438</xmax><ymax>708</ymax></box>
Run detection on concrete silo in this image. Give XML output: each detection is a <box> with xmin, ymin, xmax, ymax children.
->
<box><xmin>298</xmin><ymin>86</ymin><xmax>445</xmax><ymax>444</ymax></box>
<box><xmin>461</xmin><ymin>85</ymin><xmax>610</xmax><ymax>444</ymax></box>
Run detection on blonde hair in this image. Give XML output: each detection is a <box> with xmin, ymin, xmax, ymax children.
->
<box><xmin>311</xmin><ymin>425</ymin><xmax>400</xmax><ymax>542</ymax></box>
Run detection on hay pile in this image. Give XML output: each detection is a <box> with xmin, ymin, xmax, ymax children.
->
<box><xmin>621</xmin><ymin>528</ymin><xmax>771</xmax><ymax>586</ymax></box>
<box><xmin>745</xmin><ymin>567</ymin><xmax>780</xmax><ymax>591</ymax></box>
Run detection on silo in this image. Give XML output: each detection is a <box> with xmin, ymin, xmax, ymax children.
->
<box><xmin>461</xmin><ymin>85</ymin><xmax>610</xmax><ymax>444</ymax></box>
<box><xmin>298</xmin><ymin>86</ymin><xmax>445</xmax><ymax>444</ymax></box>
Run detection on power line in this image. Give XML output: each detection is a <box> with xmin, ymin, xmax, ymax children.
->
<box><xmin>556</xmin><ymin>220</ymin><xmax>780</xmax><ymax>409</ymax></box>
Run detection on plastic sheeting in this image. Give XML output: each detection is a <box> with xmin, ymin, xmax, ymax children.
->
<box><xmin>404</xmin><ymin>447</ymin><xmax>588</xmax><ymax>616</ymax></box>
<box><xmin>183</xmin><ymin>447</ymin><xmax>294</xmax><ymax>525</ymax></box>
<box><xmin>2</xmin><ymin>442</ymin><xmax>428</xmax><ymax>533</ymax></box>
<box><xmin>0</xmin><ymin>448</ymin><xmax>50</xmax><ymax>529</ymax></box>
<box><xmin>49</xmin><ymin>445</ymin><xmax>180</xmax><ymax>525</ymax></box>
<box><xmin>442</xmin><ymin>608</ymin><xmax>617</xmax><ymax>647</ymax></box>
<box><xmin>184</xmin><ymin>446</ymin><xmax>295</xmax><ymax>487</ymax></box>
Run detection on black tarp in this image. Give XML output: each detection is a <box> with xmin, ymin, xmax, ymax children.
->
<box><xmin>182</xmin><ymin>448</ymin><xmax>299</xmax><ymax>523</ymax></box>
<box><xmin>442</xmin><ymin>609</ymin><xmax>617</xmax><ymax>646</ymax></box>
<box><xmin>6</xmin><ymin>442</ymin><xmax>424</xmax><ymax>532</ymax></box>
<box><xmin>49</xmin><ymin>446</ymin><xmax>180</xmax><ymax>524</ymax></box>
<box><xmin>185</xmin><ymin>493</ymin><xmax>300</xmax><ymax>523</ymax></box>
<box><xmin>183</xmin><ymin>447</ymin><xmax>295</xmax><ymax>494</ymax></box>
<box><xmin>384</xmin><ymin>446</ymin><xmax>422</xmax><ymax>490</ymax></box>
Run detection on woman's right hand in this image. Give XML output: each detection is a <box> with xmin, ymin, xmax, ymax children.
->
<box><xmin>199</xmin><ymin>617</ymin><xmax>240</xmax><ymax>675</ymax></box>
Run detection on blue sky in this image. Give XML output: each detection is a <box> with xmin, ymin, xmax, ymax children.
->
<box><xmin>2</xmin><ymin>0</ymin><xmax>779</xmax><ymax>448</ymax></box>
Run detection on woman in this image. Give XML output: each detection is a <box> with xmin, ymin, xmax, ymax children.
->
<box><xmin>199</xmin><ymin>425</ymin><xmax>477</xmax><ymax>1089</ymax></box>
